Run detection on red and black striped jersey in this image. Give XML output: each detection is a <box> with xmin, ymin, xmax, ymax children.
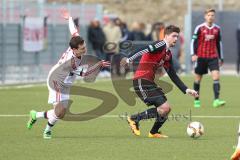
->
<box><xmin>127</xmin><ymin>40</ymin><xmax>188</xmax><ymax>94</ymax></box>
<box><xmin>191</xmin><ymin>23</ymin><xmax>223</xmax><ymax>60</ymax></box>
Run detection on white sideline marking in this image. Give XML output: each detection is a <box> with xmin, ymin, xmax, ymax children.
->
<box><xmin>0</xmin><ymin>114</ymin><xmax>240</xmax><ymax>119</ymax></box>
<box><xmin>0</xmin><ymin>78</ymin><xmax>112</xmax><ymax>90</ymax></box>
<box><xmin>0</xmin><ymin>114</ymin><xmax>28</xmax><ymax>117</ymax></box>
<box><xmin>0</xmin><ymin>84</ymin><xmax>46</xmax><ymax>90</ymax></box>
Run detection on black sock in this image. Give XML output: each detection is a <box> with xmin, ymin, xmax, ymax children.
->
<box><xmin>213</xmin><ymin>80</ymin><xmax>220</xmax><ymax>99</ymax></box>
<box><xmin>47</xmin><ymin>122</ymin><xmax>54</xmax><ymax>127</ymax></box>
<box><xmin>193</xmin><ymin>81</ymin><xmax>200</xmax><ymax>100</ymax></box>
<box><xmin>150</xmin><ymin>115</ymin><xmax>167</xmax><ymax>134</ymax></box>
<box><xmin>44</xmin><ymin>111</ymin><xmax>48</xmax><ymax>119</ymax></box>
<box><xmin>131</xmin><ymin>108</ymin><xmax>157</xmax><ymax>122</ymax></box>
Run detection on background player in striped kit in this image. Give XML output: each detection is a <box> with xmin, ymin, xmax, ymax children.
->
<box><xmin>191</xmin><ymin>8</ymin><xmax>226</xmax><ymax>108</ymax></box>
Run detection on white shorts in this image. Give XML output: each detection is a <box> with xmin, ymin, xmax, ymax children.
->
<box><xmin>47</xmin><ymin>80</ymin><xmax>70</xmax><ymax>105</ymax></box>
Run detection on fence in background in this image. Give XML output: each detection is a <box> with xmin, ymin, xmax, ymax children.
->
<box><xmin>0</xmin><ymin>1</ymin><xmax>102</xmax><ymax>84</ymax></box>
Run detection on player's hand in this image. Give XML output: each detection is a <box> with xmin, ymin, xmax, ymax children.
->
<box><xmin>219</xmin><ymin>59</ymin><xmax>224</xmax><ymax>67</ymax></box>
<box><xmin>120</xmin><ymin>57</ymin><xmax>129</xmax><ymax>67</ymax></box>
<box><xmin>100</xmin><ymin>60</ymin><xmax>111</xmax><ymax>68</ymax></box>
<box><xmin>191</xmin><ymin>55</ymin><xmax>198</xmax><ymax>62</ymax></box>
<box><xmin>60</xmin><ymin>8</ymin><xmax>70</xmax><ymax>20</ymax></box>
<box><xmin>186</xmin><ymin>89</ymin><xmax>199</xmax><ymax>98</ymax></box>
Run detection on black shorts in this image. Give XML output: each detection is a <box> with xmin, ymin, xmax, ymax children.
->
<box><xmin>133</xmin><ymin>79</ymin><xmax>167</xmax><ymax>107</ymax></box>
<box><xmin>194</xmin><ymin>58</ymin><xmax>219</xmax><ymax>75</ymax></box>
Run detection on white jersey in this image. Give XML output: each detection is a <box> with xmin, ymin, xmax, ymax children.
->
<box><xmin>47</xmin><ymin>16</ymin><xmax>102</xmax><ymax>105</ymax></box>
<box><xmin>47</xmin><ymin>47</ymin><xmax>87</xmax><ymax>104</ymax></box>
<box><xmin>47</xmin><ymin>47</ymin><xmax>84</xmax><ymax>87</ymax></box>
<box><xmin>47</xmin><ymin>16</ymin><xmax>84</xmax><ymax>104</ymax></box>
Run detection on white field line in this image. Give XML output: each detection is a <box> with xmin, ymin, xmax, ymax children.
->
<box><xmin>0</xmin><ymin>78</ymin><xmax>113</xmax><ymax>90</ymax></box>
<box><xmin>0</xmin><ymin>84</ymin><xmax>46</xmax><ymax>90</ymax></box>
<box><xmin>1</xmin><ymin>114</ymin><xmax>240</xmax><ymax>119</ymax></box>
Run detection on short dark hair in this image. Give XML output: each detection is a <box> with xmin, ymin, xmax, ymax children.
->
<box><xmin>164</xmin><ymin>25</ymin><xmax>180</xmax><ymax>35</ymax></box>
<box><xmin>69</xmin><ymin>36</ymin><xmax>85</xmax><ymax>49</ymax></box>
<box><xmin>205</xmin><ymin>8</ymin><xmax>215</xmax><ymax>14</ymax></box>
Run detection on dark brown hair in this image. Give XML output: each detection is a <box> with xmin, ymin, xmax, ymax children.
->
<box><xmin>164</xmin><ymin>25</ymin><xmax>180</xmax><ymax>35</ymax></box>
<box><xmin>69</xmin><ymin>36</ymin><xmax>85</xmax><ymax>49</ymax></box>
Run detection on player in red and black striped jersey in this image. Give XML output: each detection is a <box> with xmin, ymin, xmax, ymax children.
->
<box><xmin>120</xmin><ymin>25</ymin><xmax>198</xmax><ymax>138</ymax></box>
<box><xmin>191</xmin><ymin>9</ymin><xmax>226</xmax><ymax>108</ymax></box>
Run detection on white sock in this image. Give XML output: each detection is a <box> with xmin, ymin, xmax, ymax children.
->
<box><xmin>45</xmin><ymin>123</ymin><xmax>53</xmax><ymax>132</ymax></box>
<box><xmin>237</xmin><ymin>124</ymin><xmax>240</xmax><ymax>149</ymax></box>
<box><xmin>36</xmin><ymin>112</ymin><xmax>44</xmax><ymax>119</ymax></box>
<box><xmin>44</xmin><ymin>109</ymin><xmax>58</xmax><ymax>132</ymax></box>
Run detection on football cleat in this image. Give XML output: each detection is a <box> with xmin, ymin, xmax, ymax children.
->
<box><xmin>43</xmin><ymin>130</ymin><xmax>52</xmax><ymax>139</ymax></box>
<box><xmin>213</xmin><ymin>99</ymin><xmax>226</xmax><ymax>108</ymax></box>
<box><xmin>194</xmin><ymin>100</ymin><xmax>201</xmax><ymax>108</ymax></box>
<box><xmin>27</xmin><ymin>110</ymin><xmax>37</xmax><ymax>129</ymax></box>
<box><xmin>231</xmin><ymin>148</ymin><xmax>240</xmax><ymax>160</ymax></box>
<box><xmin>127</xmin><ymin>117</ymin><xmax>140</xmax><ymax>136</ymax></box>
<box><xmin>148</xmin><ymin>132</ymin><xmax>168</xmax><ymax>138</ymax></box>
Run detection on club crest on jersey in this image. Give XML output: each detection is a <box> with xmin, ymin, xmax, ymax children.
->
<box><xmin>203</xmin><ymin>29</ymin><xmax>207</xmax><ymax>33</ymax></box>
<box><xmin>213</xmin><ymin>29</ymin><xmax>218</xmax><ymax>33</ymax></box>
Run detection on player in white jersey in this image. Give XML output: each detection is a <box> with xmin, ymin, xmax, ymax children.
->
<box><xmin>27</xmin><ymin>9</ymin><xmax>110</xmax><ymax>139</ymax></box>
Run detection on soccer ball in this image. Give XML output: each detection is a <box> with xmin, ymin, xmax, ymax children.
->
<box><xmin>187</xmin><ymin>121</ymin><xmax>204</xmax><ymax>138</ymax></box>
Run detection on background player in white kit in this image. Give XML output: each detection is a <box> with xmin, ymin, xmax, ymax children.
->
<box><xmin>27</xmin><ymin>9</ymin><xmax>110</xmax><ymax>139</ymax></box>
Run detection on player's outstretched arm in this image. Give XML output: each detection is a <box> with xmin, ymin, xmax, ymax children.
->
<box><xmin>72</xmin><ymin>60</ymin><xmax>110</xmax><ymax>77</ymax></box>
<box><xmin>120</xmin><ymin>41</ymin><xmax>166</xmax><ymax>67</ymax></box>
<box><xmin>120</xmin><ymin>48</ymin><xmax>149</xmax><ymax>67</ymax></box>
<box><xmin>82</xmin><ymin>60</ymin><xmax>110</xmax><ymax>77</ymax></box>
<box><xmin>60</xmin><ymin>8</ymin><xmax>79</xmax><ymax>37</ymax></box>
<box><xmin>165</xmin><ymin>61</ymin><xmax>198</xmax><ymax>98</ymax></box>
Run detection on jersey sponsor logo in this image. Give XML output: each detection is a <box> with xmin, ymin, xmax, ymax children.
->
<box><xmin>205</xmin><ymin>34</ymin><xmax>215</xmax><ymax>41</ymax></box>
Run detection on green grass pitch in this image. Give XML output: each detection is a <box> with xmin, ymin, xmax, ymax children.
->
<box><xmin>0</xmin><ymin>75</ymin><xmax>239</xmax><ymax>160</ymax></box>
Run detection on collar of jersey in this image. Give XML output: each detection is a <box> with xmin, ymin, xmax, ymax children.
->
<box><xmin>72</xmin><ymin>52</ymin><xmax>82</xmax><ymax>59</ymax></box>
<box><xmin>204</xmin><ymin>22</ymin><xmax>216</xmax><ymax>29</ymax></box>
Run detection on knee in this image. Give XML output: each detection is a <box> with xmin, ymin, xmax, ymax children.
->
<box><xmin>213</xmin><ymin>76</ymin><xmax>220</xmax><ymax>81</ymax></box>
<box><xmin>157</xmin><ymin>103</ymin><xmax>171</xmax><ymax>117</ymax></box>
<box><xmin>195</xmin><ymin>77</ymin><xmax>202</xmax><ymax>82</ymax></box>
<box><xmin>212</xmin><ymin>73</ymin><xmax>220</xmax><ymax>80</ymax></box>
<box><xmin>212</xmin><ymin>71</ymin><xmax>220</xmax><ymax>80</ymax></box>
<box><xmin>55</xmin><ymin>108</ymin><xmax>66</xmax><ymax>119</ymax></box>
<box><xmin>195</xmin><ymin>74</ymin><xmax>202</xmax><ymax>82</ymax></box>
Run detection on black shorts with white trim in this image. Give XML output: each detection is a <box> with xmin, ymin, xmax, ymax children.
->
<box><xmin>133</xmin><ymin>79</ymin><xmax>167</xmax><ymax>107</ymax></box>
<box><xmin>194</xmin><ymin>57</ymin><xmax>219</xmax><ymax>75</ymax></box>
